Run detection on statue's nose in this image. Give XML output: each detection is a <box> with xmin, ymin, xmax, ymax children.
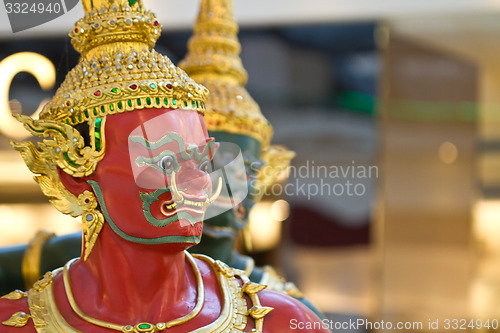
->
<box><xmin>173</xmin><ymin>163</ymin><xmax>211</xmax><ymax>196</ymax></box>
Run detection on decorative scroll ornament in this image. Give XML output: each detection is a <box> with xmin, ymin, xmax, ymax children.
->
<box><xmin>1</xmin><ymin>290</ymin><xmax>27</xmax><ymax>300</ymax></box>
<box><xmin>179</xmin><ymin>0</ymin><xmax>295</xmax><ymax>193</ymax></box>
<box><xmin>12</xmin><ymin>0</ymin><xmax>209</xmax><ymax>260</ymax></box>
<box><xmin>1</xmin><ymin>311</ymin><xmax>31</xmax><ymax>327</ymax></box>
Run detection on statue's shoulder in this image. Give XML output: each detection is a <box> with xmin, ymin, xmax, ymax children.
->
<box><xmin>0</xmin><ymin>290</ymin><xmax>34</xmax><ymax>332</ymax></box>
<box><xmin>194</xmin><ymin>255</ymin><xmax>329</xmax><ymax>333</ymax></box>
<box><xmin>258</xmin><ymin>289</ymin><xmax>330</xmax><ymax>333</ymax></box>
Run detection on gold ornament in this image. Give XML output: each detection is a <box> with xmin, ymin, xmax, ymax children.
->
<box><xmin>1</xmin><ymin>290</ymin><xmax>27</xmax><ymax>300</ymax></box>
<box><xmin>22</xmin><ymin>230</ymin><xmax>56</xmax><ymax>290</ymax></box>
<box><xmin>62</xmin><ymin>253</ymin><xmax>204</xmax><ymax>332</ymax></box>
<box><xmin>12</xmin><ymin>0</ymin><xmax>209</xmax><ymax>259</ymax></box>
<box><xmin>179</xmin><ymin>0</ymin><xmax>294</xmax><ymax>194</ymax></box>
<box><xmin>42</xmin><ymin>0</ymin><xmax>207</xmax><ymax>126</ymax></box>
<box><xmin>26</xmin><ymin>254</ymin><xmax>270</xmax><ymax>332</ymax></box>
<box><xmin>1</xmin><ymin>311</ymin><xmax>31</xmax><ymax>328</ymax></box>
<box><xmin>255</xmin><ymin>145</ymin><xmax>296</xmax><ymax>201</ymax></box>
<box><xmin>11</xmin><ymin>115</ymin><xmax>105</xmax><ymax>261</ymax></box>
<box><xmin>260</xmin><ymin>266</ymin><xmax>305</xmax><ymax>299</ymax></box>
<box><xmin>180</xmin><ymin>0</ymin><xmax>270</xmax><ymax>149</ymax></box>
<box><xmin>214</xmin><ymin>259</ymin><xmax>273</xmax><ymax>333</ymax></box>
<box><xmin>77</xmin><ymin>190</ymin><xmax>105</xmax><ymax>261</ymax></box>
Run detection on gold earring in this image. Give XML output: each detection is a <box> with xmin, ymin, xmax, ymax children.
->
<box><xmin>78</xmin><ymin>191</ymin><xmax>104</xmax><ymax>261</ymax></box>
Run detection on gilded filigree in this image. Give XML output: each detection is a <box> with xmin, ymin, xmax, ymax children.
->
<box><xmin>1</xmin><ymin>312</ymin><xmax>31</xmax><ymax>327</ymax></box>
<box><xmin>26</xmin><ymin>257</ymin><xmax>256</xmax><ymax>333</ymax></box>
<box><xmin>255</xmin><ymin>145</ymin><xmax>295</xmax><ymax>200</ymax></box>
<box><xmin>22</xmin><ymin>230</ymin><xmax>56</xmax><ymax>290</ymax></box>
<box><xmin>1</xmin><ymin>290</ymin><xmax>27</xmax><ymax>300</ymax></box>
<box><xmin>179</xmin><ymin>0</ymin><xmax>295</xmax><ymax>193</ymax></box>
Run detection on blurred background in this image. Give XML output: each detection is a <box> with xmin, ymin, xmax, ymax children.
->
<box><xmin>2</xmin><ymin>0</ymin><xmax>500</xmax><ymax>331</ymax></box>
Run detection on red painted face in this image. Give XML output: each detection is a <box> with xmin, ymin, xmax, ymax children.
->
<box><xmin>87</xmin><ymin>108</ymin><xmax>214</xmax><ymax>245</ymax></box>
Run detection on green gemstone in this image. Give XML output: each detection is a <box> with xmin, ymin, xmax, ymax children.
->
<box><xmin>137</xmin><ymin>98</ymin><xmax>141</xmax><ymax>106</ymax></box>
<box><xmin>84</xmin><ymin>110</ymin><xmax>89</xmax><ymax>118</ymax></box>
<box><xmin>150</xmin><ymin>83</ymin><xmax>156</xmax><ymax>89</ymax></box>
<box><xmin>110</xmin><ymin>104</ymin><xmax>114</xmax><ymax>111</ymax></box>
<box><xmin>138</xmin><ymin>324</ymin><xmax>151</xmax><ymax>329</ymax></box>
<box><xmin>101</xmin><ymin>105</ymin><xmax>105</xmax><ymax>113</ymax></box>
<box><xmin>93</xmin><ymin>108</ymin><xmax>98</xmax><ymax>116</ymax></box>
<box><xmin>192</xmin><ymin>101</ymin><xmax>196</xmax><ymax>107</ymax></box>
<box><xmin>96</xmin><ymin>117</ymin><xmax>102</xmax><ymax>127</ymax></box>
<box><xmin>164</xmin><ymin>98</ymin><xmax>168</xmax><ymax>105</ymax></box>
<box><xmin>118</xmin><ymin>101</ymin><xmax>123</xmax><ymax>109</ymax></box>
<box><xmin>95</xmin><ymin>132</ymin><xmax>101</xmax><ymax>139</ymax></box>
<box><xmin>128</xmin><ymin>100</ymin><xmax>132</xmax><ymax>107</ymax></box>
<box><xmin>111</xmin><ymin>88</ymin><xmax>119</xmax><ymax>93</ymax></box>
<box><xmin>156</xmin><ymin>97</ymin><xmax>160</xmax><ymax>105</ymax></box>
<box><xmin>146</xmin><ymin>97</ymin><xmax>151</xmax><ymax>105</ymax></box>
<box><xmin>184</xmin><ymin>101</ymin><xmax>188</xmax><ymax>107</ymax></box>
<box><xmin>128</xmin><ymin>0</ymin><xmax>137</xmax><ymax>6</ymax></box>
<box><xmin>172</xmin><ymin>99</ymin><xmax>176</xmax><ymax>106</ymax></box>
<box><xmin>196</xmin><ymin>101</ymin><xmax>199</xmax><ymax>108</ymax></box>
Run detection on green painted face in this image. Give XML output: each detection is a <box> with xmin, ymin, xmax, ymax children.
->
<box><xmin>202</xmin><ymin>131</ymin><xmax>262</xmax><ymax>237</ymax></box>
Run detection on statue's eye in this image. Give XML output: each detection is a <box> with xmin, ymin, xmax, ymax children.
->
<box><xmin>199</xmin><ymin>160</ymin><xmax>209</xmax><ymax>173</ymax></box>
<box><xmin>158</xmin><ymin>156</ymin><xmax>175</xmax><ymax>172</ymax></box>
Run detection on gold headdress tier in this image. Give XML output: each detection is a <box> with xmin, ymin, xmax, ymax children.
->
<box><xmin>12</xmin><ymin>0</ymin><xmax>209</xmax><ymax>260</ymax></box>
<box><xmin>40</xmin><ymin>0</ymin><xmax>208</xmax><ymax>126</ymax></box>
<box><xmin>180</xmin><ymin>0</ymin><xmax>295</xmax><ymax>199</ymax></box>
<box><xmin>179</xmin><ymin>0</ymin><xmax>272</xmax><ymax>150</ymax></box>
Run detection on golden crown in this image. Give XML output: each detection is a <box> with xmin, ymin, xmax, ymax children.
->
<box><xmin>40</xmin><ymin>0</ymin><xmax>208</xmax><ymax>126</ymax></box>
<box><xmin>179</xmin><ymin>0</ymin><xmax>272</xmax><ymax>149</ymax></box>
<box><xmin>12</xmin><ymin>0</ymin><xmax>209</xmax><ymax>260</ymax></box>
<box><xmin>180</xmin><ymin>0</ymin><xmax>294</xmax><ymax>197</ymax></box>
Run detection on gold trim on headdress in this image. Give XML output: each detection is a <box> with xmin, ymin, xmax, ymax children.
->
<box><xmin>41</xmin><ymin>0</ymin><xmax>208</xmax><ymax>127</ymax></box>
<box><xmin>12</xmin><ymin>0</ymin><xmax>209</xmax><ymax>260</ymax></box>
<box><xmin>180</xmin><ymin>0</ymin><xmax>294</xmax><ymax>193</ymax></box>
<box><xmin>180</xmin><ymin>0</ymin><xmax>272</xmax><ymax>150</ymax></box>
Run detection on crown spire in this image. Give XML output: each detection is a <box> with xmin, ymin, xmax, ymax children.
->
<box><xmin>180</xmin><ymin>0</ymin><xmax>272</xmax><ymax>148</ymax></box>
<box><xmin>72</xmin><ymin>0</ymin><xmax>159</xmax><ymax>59</ymax></box>
<box><xmin>38</xmin><ymin>0</ymin><xmax>207</xmax><ymax>126</ymax></box>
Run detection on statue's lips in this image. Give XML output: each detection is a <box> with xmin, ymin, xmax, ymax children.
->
<box><xmin>159</xmin><ymin>192</ymin><xmax>206</xmax><ymax>217</ymax></box>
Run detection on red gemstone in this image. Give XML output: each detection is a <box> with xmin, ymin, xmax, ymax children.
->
<box><xmin>74</xmin><ymin>28</ymin><xmax>78</xmax><ymax>33</ymax></box>
<box><xmin>130</xmin><ymin>84</ymin><xmax>138</xmax><ymax>90</ymax></box>
<box><xmin>167</xmin><ymin>84</ymin><xmax>172</xmax><ymax>89</ymax></box>
<box><xmin>94</xmin><ymin>91</ymin><xmax>101</xmax><ymax>96</ymax></box>
<box><xmin>66</xmin><ymin>102</ymin><xmax>70</xmax><ymax>106</ymax></box>
<box><xmin>154</xmin><ymin>21</ymin><xmax>159</xmax><ymax>26</ymax></box>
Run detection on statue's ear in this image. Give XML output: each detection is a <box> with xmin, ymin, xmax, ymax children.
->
<box><xmin>57</xmin><ymin>166</ymin><xmax>93</xmax><ymax>196</ymax></box>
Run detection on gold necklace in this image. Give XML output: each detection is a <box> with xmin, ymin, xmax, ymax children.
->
<box><xmin>62</xmin><ymin>252</ymin><xmax>204</xmax><ymax>333</ymax></box>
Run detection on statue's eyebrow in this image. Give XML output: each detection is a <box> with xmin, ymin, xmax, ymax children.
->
<box><xmin>131</xmin><ymin>133</ymin><xmax>211</xmax><ymax>161</ymax></box>
<box><xmin>129</xmin><ymin>132</ymin><xmax>185</xmax><ymax>151</ymax></box>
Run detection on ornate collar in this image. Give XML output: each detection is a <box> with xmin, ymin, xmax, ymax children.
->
<box><xmin>16</xmin><ymin>254</ymin><xmax>272</xmax><ymax>333</ymax></box>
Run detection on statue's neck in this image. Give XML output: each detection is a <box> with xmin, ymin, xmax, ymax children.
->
<box><xmin>190</xmin><ymin>233</ymin><xmax>235</xmax><ymax>264</ymax></box>
<box><xmin>66</xmin><ymin>223</ymin><xmax>197</xmax><ymax>324</ymax></box>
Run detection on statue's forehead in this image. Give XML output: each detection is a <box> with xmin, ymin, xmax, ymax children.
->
<box><xmin>128</xmin><ymin>109</ymin><xmax>208</xmax><ymax>145</ymax></box>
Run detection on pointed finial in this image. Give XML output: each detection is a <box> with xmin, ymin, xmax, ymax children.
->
<box><xmin>180</xmin><ymin>0</ymin><xmax>271</xmax><ymax>148</ymax></box>
<box><xmin>71</xmin><ymin>0</ymin><xmax>160</xmax><ymax>59</ymax></box>
<box><xmin>38</xmin><ymin>0</ymin><xmax>207</xmax><ymax>126</ymax></box>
